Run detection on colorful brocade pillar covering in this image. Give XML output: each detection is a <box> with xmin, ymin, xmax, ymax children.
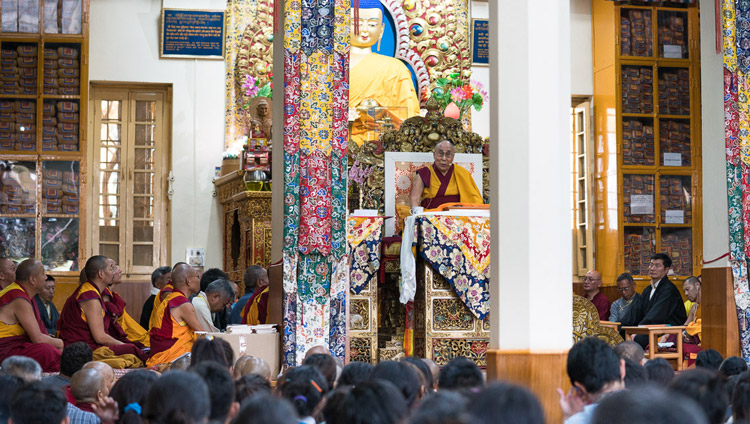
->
<box><xmin>722</xmin><ymin>0</ymin><xmax>750</xmax><ymax>362</ymax></box>
<box><xmin>282</xmin><ymin>0</ymin><xmax>350</xmax><ymax>367</ymax></box>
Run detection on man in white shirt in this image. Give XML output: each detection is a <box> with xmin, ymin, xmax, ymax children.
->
<box><xmin>191</xmin><ymin>279</ymin><xmax>235</xmax><ymax>332</ymax></box>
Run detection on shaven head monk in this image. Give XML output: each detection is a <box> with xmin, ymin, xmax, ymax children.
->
<box><xmin>100</xmin><ymin>259</ymin><xmax>150</xmax><ymax>350</ymax></box>
<box><xmin>0</xmin><ymin>259</ymin><xmax>62</xmax><ymax>372</ymax></box>
<box><xmin>233</xmin><ymin>355</ymin><xmax>272</xmax><ymax>380</ymax></box>
<box><xmin>58</xmin><ymin>256</ymin><xmax>148</xmax><ymax>368</ymax></box>
<box><xmin>82</xmin><ymin>361</ymin><xmax>114</xmax><ymax>394</ymax></box>
<box><xmin>409</xmin><ymin>140</ymin><xmax>483</xmax><ymax>209</ymax></box>
<box><xmin>0</xmin><ymin>257</ymin><xmax>16</xmax><ymax>290</ymax></box>
<box><xmin>70</xmin><ymin>368</ymin><xmax>108</xmax><ymax>413</ymax></box>
<box><xmin>147</xmin><ymin>263</ymin><xmax>205</xmax><ymax>367</ymax></box>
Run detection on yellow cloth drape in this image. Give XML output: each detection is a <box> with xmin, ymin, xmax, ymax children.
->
<box><xmin>118</xmin><ymin>310</ymin><xmax>150</xmax><ymax>348</ymax></box>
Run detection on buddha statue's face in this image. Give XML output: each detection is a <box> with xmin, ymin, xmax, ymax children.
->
<box><xmin>351</xmin><ymin>8</ymin><xmax>384</xmax><ymax>48</ymax></box>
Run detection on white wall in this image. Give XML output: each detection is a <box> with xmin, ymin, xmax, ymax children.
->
<box><xmin>89</xmin><ymin>0</ymin><xmax>226</xmax><ymax>269</ymax></box>
<box><xmin>470</xmin><ymin>1</ymin><xmax>489</xmax><ymax>139</ymax></box>
<box><xmin>570</xmin><ymin>0</ymin><xmax>593</xmax><ymax>96</ymax></box>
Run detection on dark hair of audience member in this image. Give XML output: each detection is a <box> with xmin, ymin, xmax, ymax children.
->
<box><xmin>732</xmin><ymin>370</ymin><xmax>750</xmax><ymax>422</ymax></box>
<box><xmin>304</xmin><ymin>353</ymin><xmax>337</xmax><ymax>392</ymax></box>
<box><xmin>338</xmin><ymin>361</ymin><xmax>373</xmax><ymax>387</ymax></box>
<box><xmin>278</xmin><ymin>365</ymin><xmax>328</xmax><ymax>419</ymax></box>
<box><xmin>591</xmin><ymin>385</ymin><xmax>708</xmax><ymax>424</ymax></box>
<box><xmin>644</xmin><ymin>357</ymin><xmax>674</xmax><ymax>387</ymax></box>
<box><xmin>60</xmin><ymin>341</ymin><xmax>93</xmax><ymax>378</ymax></box>
<box><xmin>613</xmin><ymin>340</ymin><xmax>644</xmax><ymax>365</ymax></box>
<box><xmin>231</xmin><ymin>392</ymin><xmax>298</xmax><ymax>424</ymax></box>
<box><xmin>332</xmin><ymin>380</ymin><xmax>408</xmax><ymax>424</ymax></box>
<box><xmin>109</xmin><ymin>370</ymin><xmax>158</xmax><ymax>424</ymax></box>
<box><xmin>370</xmin><ymin>360</ymin><xmax>422</xmax><ymax>407</ymax></box>
<box><xmin>322</xmin><ymin>386</ymin><xmax>351</xmax><ymax>424</ymax></box>
<box><xmin>438</xmin><ymin>357</ymin><xmax>484</xmax><ymax>391</ymax></box>
<box><xmin>9</xmin><ymin>381</ymin><xmax>68</xmax><ymax>424</ymax></box>
<box><xmin>696</xmin><ymin>349</ymin><xmax>724</xmax><ymax>371</ymax></box>
<box><xmin>566</xmin><ymin>337</ymin><xmax>621</xmax><ymax>394</ymax></box>
<box><xmin>234</xmin><ymin>374</ymin><xmax>271</xmax><ymax>403</ymax></box>
<box><xmin>623</xmin><ymin>358</ymin><xmax>648</xmax><ymax>388</ymax></box>
<box><xmin>219</xmin><ymin>338</ymin><xmax>234</xmax><ymax>370</ymax></box>
<box><xmin>721</xmin><ymin>356</ymin><xmax>749</xmax><ymax>378</ymax></box>
<box><xmin>199</xmin><ymin>268</ymin><xmax>229</xmax><ymax>293</ymax></box>
<box><xmin>191</xmin><ymin>338</ymin><xmax>230</xmax><ymax>369</ymax></box>
<box><xmin>727</xmin><ymin>374</ymin><xmax>741</xmax><ymax>409</ymax></box>
<box><xmin>467</xmin><ymin>382</ymin><xmax>544</xmax><ymax>424</ymax></box>
<box><xmin>402</xmin><ymin>357</ymin><xmax>434</xmax><ymax>392</ymax></box>
<box><xmin>669</xmin><ymin>368</ymin><xmax>728</xmax><ymax>424</ymax></box>
<box><xmin>409</xmin><ymin>390</ymin><xmax>472</xmax><ymax>424</ymax></box>
<box><xmin>190</xmin><ymin>361</ymin><xmax>236</xmax><ymax>423</ymax></box>
<box><xmin>0</xmin><ymin>375</ymin><xmax>23</xmax><ymax>423</ymax></box>
<box><xmin>143</xmin><ymin>371</ymin><xmax>210</xmax><ymax>424</ymax></box>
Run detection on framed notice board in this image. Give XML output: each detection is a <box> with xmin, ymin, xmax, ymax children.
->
<box><xmin>160</xmin><ymin>9</ymin><xmax>225</xmax><ymax>59</ymax></box>
<box><xmin>472</xmin><ymin>19</ymin><xmax>489</xmax><ymax>66</ymax></box>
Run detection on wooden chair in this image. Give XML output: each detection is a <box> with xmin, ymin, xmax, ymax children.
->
<box><xmin>572</xmin><ymin>295</ymin><xmax>624</xmax><ymax>348</ymax></box>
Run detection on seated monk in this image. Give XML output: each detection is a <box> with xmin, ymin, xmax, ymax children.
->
<box><xmin>240</xmin><ymin>268</ymin><xmax>269</xmax><ymax>325</ymax></box>
<box><xmin>409</xmin><ymin>140</ymin><xmax>483</xmax><ymax>210</ymax></box>
<box><xmin>58</xmin><ymin>256</ymin><xmax>148</xmax><ymax>368</ymax></box>
<box><xmin>682</xmin><ymin>276</ymin><xmax>702</xmax><ymax>366</ymax></box>
<box><xmin>100</xmin><ymin>261</ymin><xmax>149</xmax><ymax>348</ymax></box>
<box><xmin>0</xmin><ymin>259</ymin><xmax>62</xmax><ymax>372</ymax></box>
<box><xmin>147</xmin><ymin>263</ymin><xmax>205</xmax><ymax>367</ymax></box>
<box><xmin>148</xmin><ymin>262</ymin><xmax>187</xmax><ymax>326</ymax></box>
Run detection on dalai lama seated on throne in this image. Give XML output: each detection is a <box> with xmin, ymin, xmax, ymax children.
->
<box><xmin>410</xmin><ymin>140</ymin><xmax>483</xmax><ymax>210</ymax></box>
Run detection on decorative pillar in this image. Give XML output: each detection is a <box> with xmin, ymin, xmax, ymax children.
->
<box><xmin>487</xmin><ymin>1</ymin><xmax>572</xmax><ymax>422</ymax></box>
<box><xmin>280</xmin><ymin>0</ymin><xmax>350</xmax><ymax>367</ymax></box>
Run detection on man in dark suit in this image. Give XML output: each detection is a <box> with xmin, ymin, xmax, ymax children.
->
<box><xmin>633</xmin><ymin>253</ymin><xmax>687</xmax><ymax>348</ymax></box>
<box><xmin>34</xmin><ymin>274</ymin><xmax>59</xmax><ymax>335</ymax></box>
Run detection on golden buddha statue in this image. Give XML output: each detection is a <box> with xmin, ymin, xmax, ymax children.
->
<box><xmin>350</xmin><ymin>0</ymin><xmax>420</xmax><ymax>147</ymax></box>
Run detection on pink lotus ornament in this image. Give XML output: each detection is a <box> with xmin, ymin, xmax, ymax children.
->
<box><xmin>444</xmin><ymin>102</ymin><xmax>460</xmax><ymax>119</ymax></box>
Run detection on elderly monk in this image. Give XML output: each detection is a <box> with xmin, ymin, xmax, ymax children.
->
<box><xmin>101</xmin><ymin>261</ymin><xmax>149</xmax><ymax>348</ymax></box>
<box><xmin>410</xmin><ymin>140</ymin><xmax>483</xmax><ymax>210</ymax></box>
<box><xmin>0</xmin><ymin>257</ymin><xmax>17</xmax><ymax>290</ymax></box>
<box><xmin>70</xmin><ymin>368</ymin><xmax>109</xmax><ymax>413</ymax></box>
<box><xmin>58</xmin><ymin>256</ymin><xmax>147</xmax><ymax>368</ymax></box>
<box><xmin>583</xmin><ymin>269</ymin><xmax>610</xmax><ymax>321</ymax></box>
<box><xmin>147</xmin><ymin>263</ymin><xmax>205</xmax><ymax>367</ymax></box>
<box><xmin>240</xmin><ymin>274</ymin><xmax>269</xmax><ymax>326</ymax></box>
<box><xmin>0</xmin><ymin>259</ymin><xmax>62</xmax><ymax>372</ymax></box>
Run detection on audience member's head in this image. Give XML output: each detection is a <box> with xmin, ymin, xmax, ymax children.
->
<box><xmin>438</xmin><ymin>357</ymin><xmax>484</xmax><ymax>391</ymax></box>
<box><xmin>304</xmin><ymin>345</ymin><xmax>330</xmax><ymax>360</ymax></box>
<box><xmin>721</xmin><ymin>356</ymin><xmax>748</xmax><ymax>378</ymax></box>
<box><xmin>234</xmin><ymin>374</ymin><xmax>271</xmax><ymax>403</ymax></box>
<box><xmin>591</xmin><ymin>385</ymin><xmax>708</xmax><ymax>424</ymax></box>
<box><xmin>278</xmin><ymin>365</ymin><xmax>328</xmax><ymax>419</ymax></box>
<box><xmin>644</xmin><ymin>357</ymin><xmax>674</xmax><ymax>387</ymax></box>
<box><xmin>109</xmin><ymin>370</ymin><xmax>158</xmax><ymax>424</ymax></box>
<box><xmin>144</xmin><ymin>371</ymin><xmax>210</xmax><ymax>424</ymax></box>
<box><xmin>9</xmin><ymin>381</ymin><xmax>68</xmax><ymax>424</ymax></box>
<box><xmin>338</xmin><ymin>361</ymin><xmax>373</xmax><ymax>387</ymax></box>
<box><xmin>467</xmin><ymin>382</ymin><xmax>545</xmax><ymax>424</ymax></box>
<box><xmin>330</xmin><ymin>380</ymin><xmax>408</xmax><ymax>424</ymax></box>
<box><xmin>233</xmin><ymin>355</ymin><xmax>272</xmax><ymax>380</ymax></box>
<box><xmin>151</xmin><ymin>266</ymin><xmax>172</xmax><ymax>289</ymax></box>
<box><xmin>410</xmin><ymin>390</ymin><xmax>471</xmax><ymax>424</ymax></box>
<box><xmin>623</xmin><ymin>358</ymin><xmax>648</xmax><ymax>388</ymax></box>
<box><xmin>615</xmin><ymin>273</ymin><xmax>636</xmax><ymax>301</ymax></box>
<box><xmin>243</xmin><ymin>265</ymin><xmax>268</xmax><ymax>294</ymax></box>
<box><xmin>304</xmin><ymin>353</ymin><xmax>337</xmax><ymax>392</ymax></box>
<box><xmin>733</xmin><ymin>370</ymin><xmax>750</xmax><ymax>422</ymax></box>
<box><xmin>0</xmin><ymin>356</ymin><xmax>41</xmax><ymax>382</ymax></box>
<box><xmin>0</xmin><ymin>375</ymin><xmax>23</xmax><ymax>423</ymax></box>
<box><xmin>205</xmin><ymin>279</ymin><xmax>236</xmax><ymax>313</ymax></box>
<box><xmin>70</xmin><ymin>368</ymin><xmax>107</xmax><ymax>405</ymax></box>
<box><xmin>370</xmin><ymin>360</ymin><xmax>422</xmax><ymax>407</ymax></box>
<box><xmin>696</xmin><ymin>349</ymin><xmax>724</xmax><ymax>371</ymax></box>
<box><xmin>614</xmin><ymin>341</ymin><xmax>645</xmax><ymax>365</ymax></box>
<box><xmin>191</xmin><ymin>337</ymin><xmax>232</xmax><ymax>369</ymax></box>
<box><xmin>190</xmin><ymin>361</ymin><xmax>238</xmax><ymax>424</ymax></box>
<box><xmin>402</xmin><ymin>357</ymin><xmax>434</xmax><ymax>393</ymax></box>
<box><xmin>170</xmin><ymin>354</ymin><xmax>191</xmax><ymax>372</ymax></box>
<box><xmin>422</xmin><ymin>358</ymin><xmax>440</xmax><ymax>391</ymax></box>
<box><xmin>232</xmin><ymin>392</ymin><xmax>298</xmax><ymax>424</ymax></box>
<box><xmin>669</xmin><ymin>368</ymin><xmax>728</xmax><ymax>424</ymax></box>
<box><xmin>82</xmin><ymin>361</ymin><xmax>115</xmax><ymax>394</ymax></box>
<box><xmin>199</xmin><ymin>268</ymin><xmax>229</xmax><ymax>293</ymax></box>
<box><xmin>60</xmin><ymin>342</ymin><xmax>93</xmax><ymax>378</ymax></box>
<box><xmin>566</xmin><ymin>337</ymin><xmax>623</xmax><ymax>403</ymax></box>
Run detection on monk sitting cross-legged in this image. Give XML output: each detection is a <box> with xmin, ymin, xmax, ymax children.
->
<box><xmin>147</xmin><ymin>263</ymin><xmax>205</xmax><ymax>367</ymax></box>
<box><xmin>0</xmin><ymin>259</ymin><xmax>62</xmax><ymax>372</ymax></box>
<box><xmin>58</xmin><ymin>256</ymin><xmax>148</xmax><ymax>368</ymax></box>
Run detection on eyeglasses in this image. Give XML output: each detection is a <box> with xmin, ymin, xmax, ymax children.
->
<box><xmin>616</xmin><ymin>286</ymin><xmax>633</xmax><ymax>292</ymax></box>
<box><xmin>435</xmin><ymin>151</ymin><xmax>454</xmax><ymax>159</ymax></box>
<box><xmin>583</xmin><ymin>277</ymin><xmax>600</xmax><ymax>281</ymax></box>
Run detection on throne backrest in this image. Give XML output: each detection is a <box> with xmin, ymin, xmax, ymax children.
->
<box><xmin>572</xmin><ymin>295</ymin><xmax>624</xmax><ymax>348</ymax></box>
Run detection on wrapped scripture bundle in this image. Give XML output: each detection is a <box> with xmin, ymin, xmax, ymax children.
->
<box><xmin>0</xmin><ymin>121</ymin><xmax>12</xmax><ymax>133</ymax></box>
<box><xmin>57</xmin><ymin>47</ymin><xmax>79</xmax><ymax>59</ymax></box>
<box><xmin>14</xmin><ymin>141</ymin><xmax>34</xmax><ymax>151</ymax></box>
<box><xmin>43</xmin><ymin>68</ymin><xmax>56</xmax><ymax>78</ymax></box>
<box><xmin>42</xmin><ymin>102</ymin><xmax>57</xmax><ymax>116</ymax></box>
<box><xmin>44</xmin><ymin>48</ymin><xmax>58</xmax><ymax>60</ymax></box>
<box><xmin>59</xmin><ymin>133</ymin><xmax>77</xmax><ymax>146</ymax></box>
<box><xmin>62</xmin><ymin>183</ymin><xmax>77</xmax><ymax>195</ymax></box>
<box><xmin>44</xmin><ymin>168</ymin><xmax>62</xmax><ymax>181</ymax></box>
<box><xmin>15</xmin><ymin>123</ymin><xmax>34</xmax><ymax>133</ymax></box>
<box><xmin>42</xmin><ymin>116</ymin><xmax>57</xmax><ymax>126</ymax></box>
<box><xmin>43</xmin><ymin>178</ymin><xmax>62</xmax><ymax>189</ymax></box>
<box><xmin>63</xmin><ymin>171</ymin><xmax>78</xmax><ymax>185</ymax></box>
<box><xmin>0</xmin><ymin>100</ymin><xmax>14</xmax><ymax>112</ymax></box>
<box><xmin>58</xmin><ymin>77</ymin><xmax>78</xmax><ymax>88</ymax></box>
<box><xmin>46</xmin><ymin>200</ymin><xmax>62</xmax><ymax>213</ymax></box>
<box><xmin>16</xmin><ymin>57</ymin><xmax>36</xmax><ymax>68</ymax></box>
<box><xmin>57</xmin><ymin>123</ymin><xmax>78</xmax><ymax>134</ymax></box>
<box><xmin>16</xmin><ymin>112</ymin><xmax>34</xmax><ymax>124</ymax></box>
<box><xmin>43</xmin><ymin>189</ymin><xmax>62</xmax><ymax>201</ymax></box>
<box><xmin>63</xmin><ymin>204</ymin><xmax>78</xmax><ymax>214</ymax></box>
<box><xmin>0</xmin><ymin>111</ymin><xmax>13</xmax><ymax>122</ymax></box>
<box><xmin>43</xmin><ymin>58</ymin><xmax>58</xmax><ymax>69</ymax></box>
<box><xmin>57</xmin><ymin>112</ymin><xmax>78</xmax><ymax>123</ymax></box>
<box><xmin>16</xmin><ymin>45</ymin><xmax>37</xmax><ymax>57</ymax></box>
<box><xmin>57</xmin><ymin>68</ymin><xmax>79</xmax><ymax>78</ymax></box>
<box><xmin>58</xmin><ymin>58</ymin><xmax>78</xmax><ymax>68</ymax></box>
<box><xmin>58</xmin><ymin>87</ymin><xmax>78</xmax><ymax>95</ymax></box>
<box><xmin>62</xmin><ymin>193</ymin><xmax>78</xmax><ymax>206</ymax></box>
<box><xmin>59</xmin><ymin>142</ymin><xmax>77</xmax><ymax>152</ymax></box>
<box><xmin>18</xmin><ymin>68</ymin><xmax>35</xmax><ymax>80</ymax></box>
<box><xmin>57</xmin><ymin>101</ymin><xmax>78</xmax><ymax>113</ymax></box>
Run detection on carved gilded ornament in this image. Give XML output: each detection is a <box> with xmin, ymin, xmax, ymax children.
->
<box><xmin>572</xmin><ymin>295</ymin><xmax>624</xmax><ymax>348</ymax></box>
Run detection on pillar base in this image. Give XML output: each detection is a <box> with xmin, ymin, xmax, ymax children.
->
<box><xmin>486</xmin><ymin>349</ymin><xmax>569</xmax><ymax>424</ymax></box>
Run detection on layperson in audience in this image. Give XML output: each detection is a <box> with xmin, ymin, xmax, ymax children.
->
<box><xmin>409</xmin><ymin>140</ymin><xmax>483</xmax><ymax>210</ymax></box>
<box><xmin>233</xmin><ymin>392</ymin><xmax>298</xmax><ymax>424</ymax></box>
<box><xmin>0</xmin><ymin>356</ymin><xmax>41</xmax><ymax>382</ymax></box>
<box><xmin>305</xmin><ymin>353</ymin><xmax>338</xmax><ymax>393</ymax></box>
<box><xmin>438</xmin><ymin>356</ymin><xmax>484</xmax><ymax>391</ymax></box>
<box><xmin>582</xmin><ymin>270</ymin><xmax>610</xmax><ymax>321</ymax></box>
<box><xmin>235</xmin><ymin>374</ymin><xmax>272</xmax><ymax>403</ymax></box>
<box><xmin>139</xmin><ymin>266</ymin><xmax>171</xmax><ymax>330</ymax></box>
<box><xmin>34</xmin><ymin>274</ymin><xmax>59</xmax><ymax>335</ymax></box>
<box><xmin>147</xmin><ymin>263</ymin><xmax>204</xmax><ymax>367</ymax></box>
<box><xmin>410</xmin><ymin>391</ymin><xmax>472</xmax><ymax>424</ymax></box>
<box><xmin>240</xmin><ymin>267</ymin><xmax>270</xmax><ymax>325</ymax></box>
<box><xmin>721</xmin><ymin>356</ymin><xmax>748</xmax><ymax>378</ymax></box>
<box><xmin>190</xmin><ymin>361</ymin><xmax>239</xmax><ymax>424</ymax></box>
<box><xmin>0</xmin><ymin>259</ymin><xmax>62</xmax><ymax>371</ymax></box>
<box><xmin>101</xmin><ymin>260</ymin><xmax>150</xmax><ymax>349</ymax></box>
<box><xmin>0</xmin><ymin>257</ymin><xmax>16</xmax><ymax>290</ymax></box>
<box><xmin>669</xmin><ymin>368</ymin><xmax>728</xmax><ymax>424</ymax></box>
<box><xmin>143</xmin><ymin>371</ymin><xmax>210</xmax><ymax>424</ymax></box>
<box><xmin>613</xmin><ymin>340</ymin><xmax>645</xmax><ymax>365</ymax></box>
<box><xmin>558</xmin><ymin>337</ymin><xmax>625</xmax><ymax>423</ymax></box>
<box><xmin>696</xmin><ymin>349</ymin><xmax>723</xmax><ymax>371</ymax></box>
<box><xmin>58</xmin><ymin>256</ymin><xmax>147</xmax><ymax>368</ymax></box>
<box><xmin>591</xmin><ymin>386</ymin><xmax>708</xmax><ymax>424</ymax></box>
<box><xmin>371</xmin><ymin>360</ymin><xmax>422</xmax><ymax>407</ymax></box>
<box><xmin>279</xmin><ymin>365</ymin><xmax>329</xmax><ymax>424</ymax></box>
<box><xmin>608</xmin><ymin>273</ymin><xmax>643</xmax><ymax>327</ymax></box>
<box><xmin>633</xmin><ymin>253</ymin><xmax>687</xmax><ymax>348</ymax></box>
<box><xmin>682</xmin><ymin>276</ymin><xmax>703</xmax><ymax>365</ymax></box>
<box><xmin>109</xmin><ymin>369</ymin><xmax>158</xmax><ymax>424</ymax></box>
<box><xmin>732</xmin><ymin>370</ymin><xmax>750</xmax><ymax>423</ymax></box>
<box><xmin>192</xmin><ymin>278</ymin><xmax>235</xmax><ymax>332</ymax></box>
<box><xmin>0</xmin><ymin>375</ymin><xmax>23</xmax><ymax>423</ymax></box>
<box><xmin>197</xmin><ymin>267</ymin><xmax>230</xmax><ymax>330</ymax></box>
<box><xmin>9</xmin><ymin>381</ymin><xmax>69</xmax><ymax>424</ymax></box>
<box><xmin>230</xmin><ymin>265</ymin><xmax>266</xmax><ymax>324</ymax></box>
<box><xmin>622</xmin><ymin>358</ymin><xmax>647</xmax><ymax>388</ymax></box>
<box><xmin>42</xmin><ymin>342</ymin><xmax>92</xmax><ymax>390</ymax></box>
<box><xmin>468</xmin><ymin>382</ymin><xmax>545</xmax><ymax>424</ymax></box>
<box><xmin>338</xmin><ymin>361</ymin><xmax>373</xmax><ymax>387</ymax></box>
<box><xmin>643</xmin><ymin>357</ymin><xmax>674</xmax><ymax>387</ymax></box>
